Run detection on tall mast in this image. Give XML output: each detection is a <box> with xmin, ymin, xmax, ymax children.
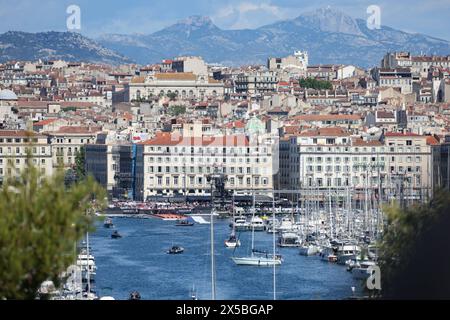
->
<box><xmin>272</xmin><ymin>194</ymin><xmax>276</xmax><ymax>301</ymax></box>
<box><xmin>251</xmin><ymin>188</ymin><xmax>255</xmax><ymax>254</ymax></box>
<box><xmin>210</xmin><ymin>178</ymin><xmax>216</xmax><ymax>300</ymax></box>
<box><xmin>231</xmin><ymin>192</ymin><xmax>236</xmax><ymax>234</ymax></box>
<box><xmin>328</xmin><ymin>186</ymin><xmax>333</xmax><ymax>239</ymax></box>
<box><xmin>86</xmin><ymin>231</ymin><xmax>90</xmax><ymax>299</ymax></box>
<box><xmin>365</xmin><ymin>168</ymin><xmax>369</xmax><ymax>235</ymax></box>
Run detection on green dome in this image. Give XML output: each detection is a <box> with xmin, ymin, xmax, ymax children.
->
<box><xmin>246</xmin><ymin>117</ymin><xmax>265</xmax><ymax>135</ymax></box>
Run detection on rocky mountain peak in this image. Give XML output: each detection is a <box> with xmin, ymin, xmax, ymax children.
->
<box><xmin>295</xmin><ymin>7</ymin><xmax>363</xmax><ymax>36</ymax></box>
<box><xmin>176</xmin><ymin>15</ymin><xmax>217</xmax><ymax>30</ymax></box>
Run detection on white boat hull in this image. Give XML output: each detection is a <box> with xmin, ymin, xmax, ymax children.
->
<box><xmin>225</xmin><ymin>240</ymin><xmax>241</xmax><ymax>248</ymax></box>
<box><xmin>299</xmin><ymin>245</ymin><xmax>319</xmax><ymax>256</ymax></box>
<box><xmin>232</xmin><ymin>257</ymin><xmax>282</xmax><ymax>266</ymax></box>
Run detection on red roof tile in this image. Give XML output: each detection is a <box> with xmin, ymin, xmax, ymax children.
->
<box><xmin>140</xmin><ymin>132</ymin><xmax>249</xmax><ymax>147</ymax></box>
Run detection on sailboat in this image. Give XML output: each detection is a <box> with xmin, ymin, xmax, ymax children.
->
<box><xmin>190</xmin><ymin>285</ymin><xmax>198</xmax><ymax>300</ymax></box>
<box><xmin>225</xmin><ymin>194</ymin><xmax>241</xmax><ymax>248</ymax></box>
<box><xmin>232</xmin><ymin>190</ymin><xmax>282</xmax><ymax>266</ymax></box>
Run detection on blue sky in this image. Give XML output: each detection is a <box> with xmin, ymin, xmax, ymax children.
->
<box><xmin>0</xmin><ymin>0</ymin><xmax>449</xmax><ymax>40</ymax></box>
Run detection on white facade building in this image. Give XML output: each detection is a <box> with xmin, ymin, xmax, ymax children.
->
<box><xmin>129</xmin><ymin>73</ymin><xmax>224</xmax><ymax>101</ymax></box>
<box><xmin>135</xmin><ymin>131</ymin><xmax>276</xmax><ymax>200</ymax></box>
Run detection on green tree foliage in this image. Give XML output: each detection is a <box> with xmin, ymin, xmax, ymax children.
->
<box><xmin>62</xmin><ymin>107</ymin><xmax>77</xmax><ymax>112</ymax></box>
<box><xmin>74</xmin><ymin>146</ymin><xmax>86</xmax><ymax>180</ymax></box>
<box><xmin>379</xmin><ymin>190</ymin><xmax>450</xmax><ymax>299</ymax></box>
<box><xmin>0</xmin><ymin>161</ymin><xmax>106</xmax><ymax>300</ymax></box>
<box><xmin>169</xmin><ymin>105</ymin><xmax>186</xmax><ymax>117</ymax></box>
<box><xmin>167</xmin><ymin>92</ymin><xmax>178</xmax><ymax>101</ymax></box>
<box><xmin>299</xmin><ymin>78</ymin><xmax>333</xmax><ymax>90</ymax></box>
<box><xmin>131</xmin><ymin>96</ymin><xmax>153</xmax><ymax>103</ymax></box>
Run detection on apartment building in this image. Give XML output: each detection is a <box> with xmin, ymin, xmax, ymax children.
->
<box><xmin>171</xmin><ymin>56</ymin><xmax>208</xmax><ymax>76</ymax></box>
<box><xmin>373</xmin><ymin>68</ymin><xmax>413</xmax><ymax>94</ymax></box>
<box><xmin>306</xmin><ymin>65</ymin><xmax>337</xmax><ymax>81</ymax></box>
<box><xmin>286</xmin><ymin>128</ymin><xmax>434</xmax><ymax>201</ymax></box>
<box><xmin>268</xmin><ymin>51</ymin><xmax>308</xmax><ymax>71</ymax></box>
<box><xmin>432</xmin><ymin>135</ymin><xmax>450</xmax><ymax>191</ymax></box>
<box><xmin>85</xmin><ymin>142</ymin><xmax>134</xmax><ymax>199</ymax></box>
<box><xmin>0</xmin><ymin>130</ymin><xmax>53</xmax><ymax>183</ymax></box>
<box><xmin>135</xmin><ymin>131</ymin><xmax>276</xmax><ymax>201</ymax></box>
<box><xmin>235</xmin><ymin>71</ymin><xmax>278</xmax><ymax>96</ymax></box>
<box><xmin>45</xmin><ymin>126</ymin><xmax>102</xmax><ymax>168</ymax></box>
<box><xmin>292</xmin><ymin>114</ymin><xmax>363</xmax><ymax>130</ymax></box>
<box><xmin>381</xmin><ymin>52</ymin><xmax>450</xmax><ymax>78</ymax></box>
<box><xmin>381</xmin><ymin>52</ymin><xmax>413</xmax><ymax>69</ymax></box>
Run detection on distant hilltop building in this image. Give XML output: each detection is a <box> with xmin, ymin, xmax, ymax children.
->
<box><xmin>171</xmin><ymin>56</ymin><xmax>208</xmax><ymax>77</ymax></box>
<box><xmin>129</xmin><ymin>72</ymin><xmax>224</xmax><ymax>101</ymax></box>
<box><xmin>268</xmin><ymin>51</ymin><xmax>309</xmax><ymax>72</ymax></box>
<box><xmin>294</xmin><ymin>50</ymin><xmax>309</xmax><ymax>68</ymax></box>
<box><xmin>129</xmin><ymin>56</ymin><xmax>224</xmax><ymax>101</ymax></box>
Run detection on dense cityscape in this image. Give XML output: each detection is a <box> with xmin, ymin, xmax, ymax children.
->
<box><xmin>1</xmin><ymin>52</ymin><xmax>449</xmax><ymax>201</ymax></box>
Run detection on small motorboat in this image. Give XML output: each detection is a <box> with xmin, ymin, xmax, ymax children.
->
<box><xmin>225</xmin><ymin>233</ymin><xmax>241</xmax><ymax>248</ymax></box>
<box><xmin>104</xmin><ymin>218</ymin><xmax>114</xmax><ymax>228</ymax></box>
<box><xmin>111</xmin><ymin>231</ymin><xmax>122</xmax><ymax>239</ymax></box>
<box><xmin>167</xmin><ymin>245</ymin><xmax>184</xmax><ymax>254</ymax></box>
<box><xmin>129</xmin><ymin>291</ymin><xmax>141</xmax><ymax>300</ymax></box>
<box><xmin>176</xmin><ymin>219</ymin><xmax>194</xmax><ymax>227</ymax></box>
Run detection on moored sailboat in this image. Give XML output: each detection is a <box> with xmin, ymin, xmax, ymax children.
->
<box><xmin>232</xmin><ymin>190</ymin><xmax>282</xmax><ymax>267</ymax></box>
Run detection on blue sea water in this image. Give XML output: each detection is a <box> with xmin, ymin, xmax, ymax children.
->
<box><xmin>89</xmin><ymin>217</ymin><xmax>362</xmax><ymax>300</ymax></box>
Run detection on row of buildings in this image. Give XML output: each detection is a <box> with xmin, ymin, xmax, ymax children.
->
<box><xmin>83</xmin><ymin>123</ymin><xmax>448</xmax><ymax>202</ymax></box>
<box><xmin>1</xmin><ymin>50</ymin><xmax>450</xmax><ymax>203</ymax></box>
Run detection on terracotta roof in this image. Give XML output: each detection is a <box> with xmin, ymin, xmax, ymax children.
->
<box><xmin>225</xmin><ymin>120</ymin><xmax>246</xmax><ymax>129</ymax></box>
<box><xmin>17</xmin><ymin>101</ymin><xmax>96</xmax><ymax>109</ymax></box>
<box><xmin>426</xmin><ymin>136</ymin><xmax>440</xmax><ymax>145</ymax></box>
<box><xmin>385</xmin><ymin>132</ymin><xmax>421</xmax><ymax>137</ymax></box>
<box><xmin>0</xmin><ymin>130</ymin><xmax>43</xmax><ymax>138</ymax></box>
<box><xmin>293</xmin><ymin>114</ymin><xmax>362</xmax><ymax>122</ymax></box>
<box><xmin>352</xmin><ymin>138</ymin><xmax>383</xmax><ymax>146</ymax></box>
<box><xmin>412</xmin><ymin>56</ymin><xmax>450</xmax><ymax>62</ymax></box>
<box><xmin>208</xmin><ymin>77</ymin><xmax>221</xmax><ymax>84</ymax></box>
<box><xmin>155</xmin><ymin>72</ymin><xmax>197</xmax><ymax>81</ymax></box>
<box><xmin>49</xmin><ymin>126</ymin><xmax>102</xmax><ymax>134</ymax></box>
<box><xmin>34</xmin><ymin>119</ymin><xmax>58</xmax><ymax>126</ymax></box>
<box><xmin>377</xmin><ymin>111</ymin><xmax>395</xmax><ymax>119</ymax></box>
<box><xmin>284</xmin><ymin>126</ymin><xmax>300</xmax><ymax>134</ymax></box>
<box><xmin>140</xmin><ymin>132</ymin><xmax>249</xmax><ymax>147</ymax></box>
<box><xmin>298</xmin><ymin>127</ymin><xmax>349</xmax><ymax>137</ymax></box>
<box><xmin>131</xmin><ymin>76</ymin><xmax>145</xmax><ymax>84</ymax></box>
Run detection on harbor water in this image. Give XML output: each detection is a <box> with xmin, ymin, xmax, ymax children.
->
<box><xmin>90</xmin><ymin>217</ymin><xmax>362</xmax><ymax>300</ymax></box>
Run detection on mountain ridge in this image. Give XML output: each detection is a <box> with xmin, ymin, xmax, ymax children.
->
<box><xmin>97</xmin><ymin>8</ymin><xmax>450</xmax><ymax>67</ymax></box>
<box><xmin>1</xmin><ymin>8</ymin><xmax>449</xmax><ymax>67</ymax></box>
<box><xmin>0</xmin><ymin>31</ymin><xmax>132</xmax><ymax>65</ymax></box>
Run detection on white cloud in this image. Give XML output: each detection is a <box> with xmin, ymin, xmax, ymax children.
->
<box><xmin>212</xmin><ymin>1</ymin><xmax>295</xmax><ymax>29</ymax></box>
